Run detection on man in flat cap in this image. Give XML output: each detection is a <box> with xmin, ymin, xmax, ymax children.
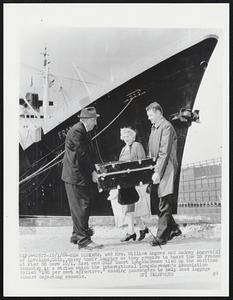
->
<box><xmin>62</xmin><ymin>107</ymin><xmax>103</xmax><ymax>249</ymax></box>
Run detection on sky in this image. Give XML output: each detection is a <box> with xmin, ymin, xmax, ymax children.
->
<box><xmin>181</xmin><ymin>35</ymin><xmax>223</xmax><ymax>165</ymax></box>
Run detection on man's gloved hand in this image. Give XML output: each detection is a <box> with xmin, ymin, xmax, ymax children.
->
<box><xmin>152</xmin><ymin>172</ymin><xmax>160</xmax><ymax>184</ymax></box>
<box><xmin>92</xmin><ymin>170</ymin><xmax>98</xmax><ymax>183</ymax></box>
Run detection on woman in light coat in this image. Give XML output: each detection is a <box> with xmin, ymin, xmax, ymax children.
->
<box><xmin>108</xmin><ymin>127</ymin><xmax>151</xmax><ymax>242</ymax></box>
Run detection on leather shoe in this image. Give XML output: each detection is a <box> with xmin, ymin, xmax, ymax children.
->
<box><xmin>79</xmin><ymin>241</ymin><xmax>103</xmax><ymax>250</ymax></box>
<box><xmin>70</xmin><ymin>236</ymin><xmax>78</xmax><ymax>244</ymax></box>
<box><xmin>87</xmin><ymin>227</ymin><xmax>94</xmax><ymax>237</ymax></box>
<box><xmin>70</xmin><ymin>227</ymin><xmax>94</xmax><ymax>244</ymax></box>
<box><xmin>169</xmin><ymin>228</ymin><xmax>182</xmax><ymax>241</ymax></box>
<box><xmin>120</xmin><ymin>233</ymin><xmax>136</xmax><ymax>242</ymax></box>
<box><xmin>138</xmin><ymin>227</ymin><xmax>149</xmax><ymax>241</ymax></box>
<box><xmin>150</xmin><ymin>238</ymin><xmax>167</xmax><ymax>247</ymax></box>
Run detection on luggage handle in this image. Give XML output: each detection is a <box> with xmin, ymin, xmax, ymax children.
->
<box><xmin>97</xmin><ymin>165</ymin><xmax>155</xmax><ymax>178</ymax></box>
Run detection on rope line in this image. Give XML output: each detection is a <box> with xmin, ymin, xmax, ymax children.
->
<box><xmin>19</xmin><ymin>97</ymin><xmax>135</xmax><ymax>185</ymax></box>
<box><xmin>19</xmin><ymin>151</ymin><xmax>64</xmax><ymax>185</ymax></box>
<box><xmin>21</xmin><ymin>96</ymin><xmax>134</xmax><ymax>174</ymax></box>
<box><xmin>20</xmin><ymin>155</ymin><xmax>49</xmax><ymax>181</ymax></box>
<box><xmin>91</xmin><ymin>98</ymin><xmax>134</xmax><ymax>140</ymax></box>
<box><xmin>25</xmin><ymin>142</ymin><xmax>65</xmax><ymax>171</ymax></box>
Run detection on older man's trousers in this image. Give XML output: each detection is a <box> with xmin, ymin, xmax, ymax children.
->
<box><xmin>65</xmin><ymin>183</ymin><xmax>92</xmax><ymax>247</ymax></box>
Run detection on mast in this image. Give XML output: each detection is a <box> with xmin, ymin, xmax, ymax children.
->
<box><xmin>41</xmin><ymin>47</ymin><xmax>50</xmax><ymax>123</ymax></box>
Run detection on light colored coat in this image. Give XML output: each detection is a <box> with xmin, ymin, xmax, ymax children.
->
<box><xmin>119</xmin><ymin>141</ymin><xmax>146</xmax><ymax>161</ymax></box>
<box><xmin>148</xmin><ymin>116</ymin><xmax>178</xmax><ymax>198</ymax></box>
<box><xmin>108</xmin><ymin>141</ymin><xmax>151</xmax><ymax>226</ymax></box>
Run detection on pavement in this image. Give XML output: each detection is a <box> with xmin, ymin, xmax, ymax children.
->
<box><xmin>20</xmin><ymin>223</ymin><xmax>221</xmax><ymax>252</ymax></box>
<box><xmin>17</xmin><ymin>223</ymin><xmax>222</xmax><ymax>293</ymax></box>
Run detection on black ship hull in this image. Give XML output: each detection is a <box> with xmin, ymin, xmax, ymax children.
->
<box><xmin>19</xmin><ymin>37</ymin><xmax>218</xmax><ymax>216</ymax></box>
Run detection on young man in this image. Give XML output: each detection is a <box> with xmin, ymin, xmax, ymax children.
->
<box><xmin>146</xmin><ymin>101</ymin><xmax>182</xmax><ymax>246</ymax></box>
<box><xmin>61</xmin><ymin>107</ymin><xmax>103</xmax><ymax>250</ymax></box>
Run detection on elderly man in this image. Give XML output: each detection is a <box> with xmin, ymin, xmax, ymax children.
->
<box><xmin>146</xmin><ymin>102</ymin><xmax>182</xmax><ymax>246</ymax></box>
<box><xmin>61</xmin><ymin>107</ymin><xmax>103</xmax><ymax>250</ymax></box>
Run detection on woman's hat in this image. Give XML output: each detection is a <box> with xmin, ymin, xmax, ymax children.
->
<box><xmin>79</xmin><ymin>107</ymin><xmax>100</xmax><ymax>119</ymax></box>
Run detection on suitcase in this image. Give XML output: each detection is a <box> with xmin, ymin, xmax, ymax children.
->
<box><xmin>95</xmin><ymin>157</ymin><xmax>156</xmax><ymax>191</ymax></box>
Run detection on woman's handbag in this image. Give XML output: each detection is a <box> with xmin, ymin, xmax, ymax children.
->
<box><xmin>118</xmin><ymin>187</ymin><xmax>139</xmax><ymax>205</ymax></box>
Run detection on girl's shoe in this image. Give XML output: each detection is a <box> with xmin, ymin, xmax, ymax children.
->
<box><xmin>138</xmin><ymin>227</ymin><xmax>149</xmax><ymax>241</ymax></box>
<box><xmin>120</xmin><ymin>233</ymin><xmax>136</xmax><ymax>242</ymax></box>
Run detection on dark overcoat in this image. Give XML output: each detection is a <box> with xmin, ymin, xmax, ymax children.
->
<box><xmin>148</xmin><ymin>116</ymin><xmax>178</xmax><ymax>198</ymax></box>
<box><xmin>61</xmin><ymin>122</ymin><xmax>95</xmax><ymax>185</ymax></box>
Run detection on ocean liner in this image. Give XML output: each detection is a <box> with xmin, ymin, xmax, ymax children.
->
<box><xmin>19</xmin><ymin>30</ymin><xmax>218</xmax><ymax>216</ymax></box>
